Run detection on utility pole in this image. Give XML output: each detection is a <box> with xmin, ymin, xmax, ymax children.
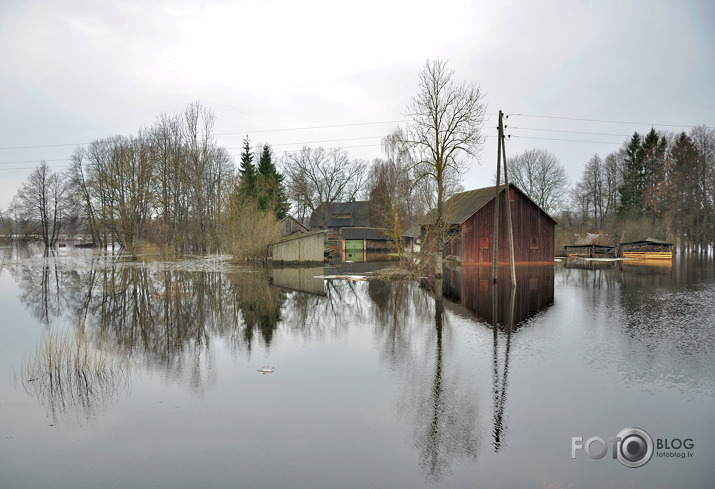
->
<box><xmin>492</xmin><ymin>113</ymin><xmax>502</xmax><ymax>284</ymax></box>
<box><xmin>501</xmin><ymin>117</ymin><xmax>517</xmax><ymax>287</ymax></box>
<box><xmin>492</xmin><ymin>110</ymin><xmax>517</xmax><ymax>286</ymax></box>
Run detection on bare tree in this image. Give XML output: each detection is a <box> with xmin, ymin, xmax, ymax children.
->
<box><xmin>403</xmin><ymin>58</ymin><xmax>486</xmax><ymax>275</ymax></box>
<box><xmin>13</xmin><ymin>161</ymin><xmax>66</xmax><ymax>247</ymax></box>
<box><xmin>502</xmin><ymin>148</ymin><xmax>568</xmax><ymax>215</ymax></box>
<box><xmin>282</xmin><ymin>146</ymin><xmax>368</xmax><ymax>226</ymax></box>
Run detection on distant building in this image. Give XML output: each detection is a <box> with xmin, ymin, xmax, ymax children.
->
<box><xmin>308</xmin><ymin>201</ymin><xmax>370</xmax><ymax>238</ymax></box>
<box><xmin>619</xmin><ymin>238</ymin><xmax>673</xmax><ymax>261</ymax></box>
<box><xmin>564</xmin><ymin>232</ymin><xmax>615</xmax><ymax>258</ymax></box>
<box><xmin>425</xmin><ymin>183</ymin><xmax>556</xmax><ymax>264</ymax></box>
<box><xmin>402</xmin><ymin>224</ymin><xmax>422</xmax><ymax>253</ymax></box>
<box><xmin>339</xmin><ymin>227</ymin><xmax>392</xmax><ymax>262</ymax></box>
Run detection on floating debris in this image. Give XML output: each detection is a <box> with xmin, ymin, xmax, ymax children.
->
<box><xmin>313</xmin><ymin>275</ymin><xmax>368</xmax><ymax>281</ymax></box>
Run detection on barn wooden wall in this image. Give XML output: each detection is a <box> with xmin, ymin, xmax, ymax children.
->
<box><xmin>458</xmin><ymin>189</ymin><xmax>555</xmax><ymax>264</ymax></box>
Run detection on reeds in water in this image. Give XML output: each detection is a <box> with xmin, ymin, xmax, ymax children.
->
<box><xmin>20</xmin><ymin>328</ymin><xmax>131</xmax><ymax>423</ymax></box>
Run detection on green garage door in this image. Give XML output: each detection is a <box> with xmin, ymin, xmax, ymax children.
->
<box><xmin>345</xmin><ymin>240</ymin><xmax>363</xmax><ymax>262</ymax></box>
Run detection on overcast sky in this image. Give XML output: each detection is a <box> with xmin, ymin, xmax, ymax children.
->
<box><xmin>1</xmin><ymin>0</ymin><xmax>713</xmax><ymax>210</ymax></box>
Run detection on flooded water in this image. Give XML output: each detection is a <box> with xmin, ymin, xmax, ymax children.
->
<box><xmin>1</xmin><ymin>246</ymin><xmax>714</xmax><ymax>488</ymax></box>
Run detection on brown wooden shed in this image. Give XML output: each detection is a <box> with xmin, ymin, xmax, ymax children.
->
<box><xmin>428</xmin><ymin>184</ymin><xmax>556</xmax><ymax>264</ymax></box>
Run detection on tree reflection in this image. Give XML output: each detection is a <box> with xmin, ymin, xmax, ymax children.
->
<box><xmin>12</xmin><ymin>249</ymin><xmax>64</xmax><ymax>325</ymax></box>
<box><xmin>12</xmin><ymin>256</ymin><xmax>289</xmax><ymax>396</ymax></box>
<box><xmin>374</xmin><ymin>277</ymin><xmax>481</xmax><ymax>483</ymax></box>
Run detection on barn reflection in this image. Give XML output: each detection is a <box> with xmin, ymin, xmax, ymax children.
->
<box><xmin>441</xmin><ymin>264</ymin><xmax>554</xmax><ymax>328</ymax></box>
<box><xmin>440</xmin><ymin>264</ymin><xmax>554</xmax><ymax>453</ymax></box>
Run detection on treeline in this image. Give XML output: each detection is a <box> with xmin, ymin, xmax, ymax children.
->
<box><xmin>564</xmin><ymin>125</ymin><xmax>714</xmax><ymax>252</ymax></box>
<box><xmin>6</xmin><ymin>102</ymin><xmax>290</xmax><ymax>256</ymax></box>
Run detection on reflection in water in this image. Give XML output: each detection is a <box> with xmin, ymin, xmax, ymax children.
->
<box><xmin>19</xmin><ymin>328</ymin><xmax>130</xmax><ymax>424</ymax></box>
<box><xmin>11</xmin><ymin>256</ymin><xmax>288</xmax><ymax>396</ymax></box>
<box><xmin>416</xmin><ymin>282</ymin><xmax>480</xmax><ymax>481</ymax></box>
<box><xmin>439</xmin><ymin>265</ymin><xmax>555</xmax><ymax>453</ymax></box>
<box><xmin>4</xmin><ymin>247</ymin><xmax>714</xmax><ymax>488</ymax></box>
<box><xmin>441</xmin><ymin>264</ymin><xmax>555</xmax><ymax>327</ymax></box>
<box><xmin>372</xmin><ymin>277</ymin><xmax>481</xmax><ymax>483</ymax></box>
<box><xmin>491</xmin><ymin>285</ymin><xmax>515</xmax><ymax>452</ymax></box>
<box><xmin>269</xmin><ymin>266</ymin><xmax>325</xmax><ymax>296</ymax></box>
<box><xmin>10</xmin><ymin>251</ymin><xmax>552</xmax><ymax>478</ymax></box>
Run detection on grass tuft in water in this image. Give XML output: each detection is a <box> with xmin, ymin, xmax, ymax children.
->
<box><xmin>20</xmin><ymin>328</ymin><xmax>131</xmax><ymax>423</ymax></box>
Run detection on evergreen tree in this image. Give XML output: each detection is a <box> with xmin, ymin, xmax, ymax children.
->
<box><xmin>617</xmin><ymin>132</ymin><xmax>645</xmax><ymax>218</ymax></box>
<box><xmin>256</xmin><ymin>144</ymin><xmax>290</xmax><ymax>219</ymax></box>
<box><xmin>641</xmin><ymin>128</ymin><xmax>668</xmax><ymax>216</ymax></box>
<box><xmin>239</xmin><ymin>135</ymin><xmax>256</xmax><ymax>197</ymax></box>
<box><xmin>665</xmin><ymin>132</ymin><xmax>699</xmax><ymax>245</ymax></box>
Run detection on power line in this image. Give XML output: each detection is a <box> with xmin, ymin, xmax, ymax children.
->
<box><xmin>3</xmin><ymin>113</ymin><xmax>705</xmax><ymax>153</ymax></box>
<box><xmin>0</xmin><ymin>120</ymin><xmax>409</xmax><ymax>151</ymax></box>
<box><xmin>508</xmin><ymin>135</ymin><xmax>622</xmax><ymax>145</ymax></box>
<box><xmin>0</xmin><ymin>158</ymin><xmax>71</xmax><ymax>165</ymax></box>
<box><xmin>0</xmin><ymin>142</ymin><xmax>90</xmax><ymax>150</ymax></box>
<box><xmin>0</xmin><ymin>164</ymin><xmax>71</xmax><ymax>172</ymax></box>
<box><xmin>509</xmin><ymin>126</ymin><xmax>629</xmax><ymax>138</ymax></box>
<box><xmin>216</xmin><ymin>119</ymin><xmax>408</xmax><ymax>136</ymax></box>
<box><xmin>225</xmin><ymin>136</ymin><xmax>383</xmax><ymax>150</ymax></box>
<box><xmin>509</xmin><ymin>113</ymin><xmax>711</xmax><ymax>129</ymax></box>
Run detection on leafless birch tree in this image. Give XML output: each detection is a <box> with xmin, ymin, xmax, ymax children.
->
<box><xmin>403</xmin><ymin>58</ymin><xmax>487</xmax><ymax>275</ymax></box>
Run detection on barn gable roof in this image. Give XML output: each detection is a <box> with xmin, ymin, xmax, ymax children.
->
<box><xmin>426</xmin><ymin>183</ymin><xmax>556</xmax><ymax>226</ymax></box>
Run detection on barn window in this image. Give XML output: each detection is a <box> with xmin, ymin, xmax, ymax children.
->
<box><xmin>479</xmin><ymin>236</ymin><xmax>489</xmax><ymax>249</ymax></box>
<box><xmin>530</xmin><ymin>236</ymin><xmax>539</xmax><ymax>249</ymax></box>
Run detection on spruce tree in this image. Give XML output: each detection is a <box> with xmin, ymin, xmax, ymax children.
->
<box><xmin>641</xmin><ymin>128</ymin><xmax>667</xmax><ymax>216</ymax></box>
<box><xmin>617</xmin><ymin>132</ymin><xmax>645</xmax><ymax>218</ymax></box>
<box><xmin>256</xmin><ymin>144</ymin><xmax>290</xmax><ymax>219</ymax></box>
<box><xmin>239</xmin><ymin>135</ymin><xmax>256</xmax><ymax>198</ymax></box>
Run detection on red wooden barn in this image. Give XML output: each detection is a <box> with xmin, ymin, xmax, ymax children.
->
<box><xmin>429</xmin><ymin>183</ymin><xmax>556</xmax><ymax>264</ymax></box>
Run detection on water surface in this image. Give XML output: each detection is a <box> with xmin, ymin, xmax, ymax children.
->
<box><xmin>1</xmin><ymin>246</ymin><xmax>713</xmax><ymax>488</ymax></box>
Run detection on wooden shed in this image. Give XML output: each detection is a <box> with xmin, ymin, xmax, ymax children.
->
<box><xmin>427</xmin><ymin>184</ymin><xmax>556</xmax><ymax>264</ymax></box>
<box><xmin>619</xmin><ymin>238</ymin><xmax>673</xmax><ymax>261</ymax></box>
<box><xmin>270</xmin><ymin>230</ymin><xmax>326</xmax><ymax>264</ymax></box>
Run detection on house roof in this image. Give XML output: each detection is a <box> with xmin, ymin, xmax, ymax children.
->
<box><xmin>425</xmin><ymin>183</ymin><xmax>556</xmax><ymax>226</ymax></box>
<box><xmin>619</xmin><ymin>238</ymin><xmax>672</xmax><ymax>246</ymax></box>
<box><xmin>572</xmin><ymin>233</ymin><xmax>612</xmax><ymax>246</ymax></box>
<box><xmin>273</xmin><ymin>229</ymin><xmax>326</xmax><ymax>244</ymax></box>
<box><xmin>401</xmin><ymin>224</ymin><xmax>422</xmax><ymax>238</ymax></box>
<box><xmin>308</xmin><ymin>201</ymin><xmax>370</xmax><ymax>230</ymax></box>
<box><xmin>341</xmin><ymin>227</ymin><xmax>389</xmax><ymax>240</ymax></box>
<box><xmin>281</xmin><ymin>215</ymin><xmax>308</xmax><ymax>230</ymax></box>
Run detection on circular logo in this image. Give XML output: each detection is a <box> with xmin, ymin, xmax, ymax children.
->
<box><xmin>616</xmin><ymin>427</ymin><xmax>653</xmax><ymax>468</ymax></box>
